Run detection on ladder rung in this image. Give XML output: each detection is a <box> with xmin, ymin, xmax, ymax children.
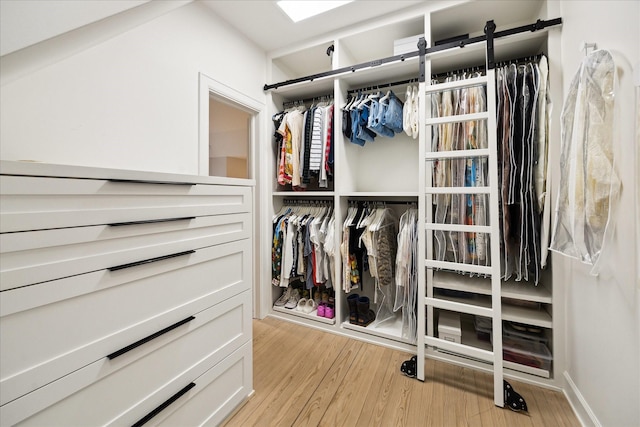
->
<box><xmin>425</xmin><ymin>296</ymin><xmax>494</xmax><ymax>318</ymax></box>
<box><xmin>424</xmin><ymin>336</ymin><xmax>494</xmax><ymax>363</ymax></box>
<box><xmin>425</xmin><ymin>259</ymin><xmax>493</xmax><ymax>276</ymax></box>
<box><xmin>425</xmin><ymin>75</ymin><xmax>488</xmax><ymax>93</ymax></box>
<box><xmin>424</xmin><ymin>223</ymin><xmax>491</xmax><ymax>233</ymax></box>
<box><xmin>425</xmin><ymin>186</ymin><xmax>490</xmax><ymax>195</ymax></box>
<box><xmin>425</xmin><ymin>112</ymin><xmax>489</xmax><ymax>126</ymax></box>
<box><xmin>425</xmin><ymin>148</ymin><xmax>490</xmax><ymax>160</ymax></box>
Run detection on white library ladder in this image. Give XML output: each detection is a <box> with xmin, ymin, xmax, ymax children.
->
<box><xmin>417</xmin><ymin>44</ymin><xmax>504</xmax><ymax>407</ymax></box>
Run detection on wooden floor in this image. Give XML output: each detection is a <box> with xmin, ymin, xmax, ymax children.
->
<box><xmin>222</xmin><ymin>317</ymin><xmax>580</xmax><ymax>427</ymax></box>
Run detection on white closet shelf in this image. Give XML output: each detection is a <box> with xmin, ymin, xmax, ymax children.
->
<box><xmin>272</xmin><ymin>305</ymin><xmax>336</xmax><ymax>325</ymax></box>
<box><xmin>429</xmin><ymin>30</ymin><xmax>548</xmax><ymax>75</ymax></box>
<box><xmin>273</xmin><ymin>191</ymin><xmax>335</xmax><ymax>197</ymax></box>
<box><xmin>433</xmin><ymin>292</ymin><xmax>552</xmax><ymax>328</ymax></box>
<box><xmin>341</xmin><ymin>315</ymin><xmax>412</xmax><ymax>344</ymax></box>
<box><xmin>426</xmin><ymin>346</ymin><xmax>551</xmax><ymax>380</ymax></box>
<box><xmin>339</xmin><ymin>57</ymin><xmax>420</xmax><ymax>91</ymax></box>
<box><xmin>429</xmin><ymin>322</ymin><xmax>551</xmax><ymax>379</ymax></box>
<box><xmin>269</xmin><ymin>77</ymin><xmax>335</xmax><ymax>101</ymax></box>
<box><xmin>433</xmin><ymin>270</ymin><xmax>552</xmax><ymax>303</ymax></box>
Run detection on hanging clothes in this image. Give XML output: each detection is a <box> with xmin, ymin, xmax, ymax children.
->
<box><xmin>430</xmin><ymin>57</ymin><xmax>552</xmax><ymax>285</ymax></box>
<box><xmin>550</xmin><ymin>49</ymin><xmax>620</xmax><ymax>275</ymax></box>
<box><xmin>271</xmin><ymin>202</ymin><xmax>335</xmax><ymax>289</ymax></box>
<box><xmin>394</xmin><ymin>207</ymin><xmax>418</xmax><ymax>343</ymax></box>
<box><xmin>273</xmin><ymin>99</ymin><xmax>334</xmax><ymax>190</ymax></box>
<box><xmin>342</xmin><ymin>86</ymin><xmax>417</xmax><ymax>146</ymax></box>
<box><xmin>342</xmin><ymin>202</ymin><xmax>417</xmax><ymax>338</ymax></box>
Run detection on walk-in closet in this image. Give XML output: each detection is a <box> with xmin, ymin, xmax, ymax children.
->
<box><xmin>1</xmin><ymin>0</ymin><xmax>638</xmax><ymax>426</ymax></box>
<box><xmin>263</xmin><ymin>0</ymin><xmax>562</xmax><ymax>405</ymax></box>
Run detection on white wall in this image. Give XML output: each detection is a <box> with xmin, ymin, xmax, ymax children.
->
<box><xmin>558</xmin><ymin>1</ymin><xmax>639</xmax><ymax>426</ymax></box>
<box><xmin>0</xmin><ymin>1</ymin><xmax>266</xmax><ymax>175</ymax></box>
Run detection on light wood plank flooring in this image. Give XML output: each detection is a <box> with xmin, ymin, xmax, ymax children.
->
<box><xmin>222</xmin><ymin>317</ymin><xmax>579</xmax><ymax>427</ymax></box>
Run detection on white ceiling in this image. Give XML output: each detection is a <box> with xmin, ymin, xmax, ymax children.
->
<box><xmin>0</xmin><ymin>0</ymin><xmax>149</xmax><ymax>56</ymax></box>
<box><xmin>200</xmin><ymin>0</ymin><xmax>427</xmax><ymax>53</ymax></box>
<box><xmin>0</xmin><ymin>0</ymin><xmax>428</xmax><ymax>58</ymax></box>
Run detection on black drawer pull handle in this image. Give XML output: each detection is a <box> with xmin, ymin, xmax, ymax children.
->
<box><xmin>108</xmin><ymin>217</ymin><xmax>195</xmax><ymax>227</ymax></box>
<box><xmin>131</xmin><ymin>382</ymin><xmax>196</xmax><ymax>427</ymax></box>
<box><xmin>108</xmin><ymin>178</ymin><xmax>194</xmax><ymax>186</ymax></box>
<box><xmin>108</xmin><ymin>250</ymin><xmax>195</xmax><ymax>271</ymax></box>
<box><xmin>107</xmin><ymin>316</ymin><xmax>195</xmax><ymax>360</ymax></box>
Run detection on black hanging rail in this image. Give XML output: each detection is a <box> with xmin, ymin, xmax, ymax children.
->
<box><xmin>264</xmin><ymin>50</ymin><xmax>422</xmax><ymax>91</ymax></box>
<box><xmin>263</xmin><ymin>17</ymin><xmax>561</xmax><ymax>91</ymax></box>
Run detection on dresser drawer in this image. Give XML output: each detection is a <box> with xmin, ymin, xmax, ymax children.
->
<box><xmin>0</xmin><ymin>239</ymin><xmax>251</xmax><ymax>406</ymax></box>
<box><xmin>155</xmin><ymin>342</ymin><xmax>252</xmax><ymax>427</ymax></box>
<box><xmin>1</xmin><ymin>291</ymin><xmax>252</xmax><ymax>426</ymax></box>
<box><xmin>0</xmin><ymin>176</ymin><xmax>252</xmax><ymax>233</ymax></box>
<box><xmin>0</xmin><ymin>213</ymin><xmax>250</xmax><ymax>291</ymax></box>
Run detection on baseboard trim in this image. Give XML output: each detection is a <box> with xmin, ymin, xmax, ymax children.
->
<box><xmin>563</xmin><ymin>371</ymin><xmax>601</xmax><ymax>427</ymax></box>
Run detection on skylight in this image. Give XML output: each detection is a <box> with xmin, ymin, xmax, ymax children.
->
<box><xmin>277</xmin><ymin>1</ymin><xmax>353</xmax><ymax>23</ymax></box>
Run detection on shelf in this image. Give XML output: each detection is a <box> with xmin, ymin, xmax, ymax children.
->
<box><xmin>338</xmin><ymin>57</ymin><xmax>420</xmax><ymax>92</ymax></box>
<box><xmin>341</xmin><ymin>315</ymin><xmax>412</xmax><ymax>344</ymax></box>
<box><xmin>432</xmin><ymin>271</ymin><xmax>552</xmax><ymax>304</ymax></box>
<box><xmin>272</xmin><ymin>41</ymin><xmax>336</xmax><ymax>83</ymax></box>
<box><xmin>273</xmin><ymin>305</ymin><xmax>336</xmax><ymax>325</ymax></box>
<box><xmin>432</xmin><ymin>291</ymin><xmax>552</xmax><ymax>328</ymax></box>
<box><xmin>429</xmin><ymin>30</ymin><xmax>548</xmax><ymax>75</ymax></box>
<box><xmin>431</xmin><ymin>314</ymin><xmax>551</xmax><ymax>378</ymax></box>
<box><xmin>339</xmin><ymin>16</ymin><xmax>424</xmax><ymax>66</ymax></box>
<box><xmin>430</xmin><ymin>0</ymin><xmax>546</xmax><ymax>46</ymax></box>
<box><xmin>269</xmin><ymin>78</ymin><xmax>335</xmax><ymax>102</ymax></box>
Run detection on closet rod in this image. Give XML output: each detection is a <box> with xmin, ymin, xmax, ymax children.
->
<box><xmin>494</xmin><ymin>52</ymin><xmax>544</xmax><ymax>68</ymax></box>
<box><xmin>263</xmin><ymin>17</ymin><xmax>561</xmax><ymax>91</ymax></box>
<box><xmin>348</xmin><ymin>200</ymin><xmax>417</xmax><ymax>206</ymax></box>
<box><xmin>430</xmin><ymin>52</ymin><xmax>545</xmax><ymax>80</ymax></box>
<box><xmin>346</xmin><ymin>77</ymin><xmax>419</xmax><ymax>96</ymax></box>
<box><xmin>431</xmin><ymin>65</ymin><xmax>485</xmax><ymax>81</ymax></box>
<box><xmin>282</xmin><ymin>94</ymin><xmax>333</xmax><ymax>108</ymax></box>
<box><xmin>283</xmin><ymin>199</ymin><xmax>333</xmax><ymax>205</ymax></box>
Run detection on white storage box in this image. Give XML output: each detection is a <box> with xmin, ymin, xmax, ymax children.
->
<box><xmin>393</xmin><ymin>34</ymin><xmax>424</xmax><ymax>55</ymax></box>
<box><xmin>438</xmin><ymin>311</ymin><xmax>461</xmax><ymax>343</ymax></box>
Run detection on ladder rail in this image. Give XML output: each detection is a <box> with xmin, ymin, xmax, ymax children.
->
<box><xmin>485</xmin><ymin>67</ymin><xmax>504</xmax><ymax>406</ymax></box>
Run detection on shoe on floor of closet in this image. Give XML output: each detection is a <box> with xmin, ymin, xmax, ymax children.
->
<box><xmin>296</xmin><ymin>298</ymin><xmax>308</xmax><ymax>311</ymax></box>
<box><xmin>274</xmin><ymin>287</ymin><xmax>291</xmax><ymax>307</ymax></box>
<box><xmin>356</xmin><ymin>296</ymin><xmax>376</xmax><ymax>327</ymax></box>
<box><xmin>324</xmin><ymin>304</ymin><xmax>334</xmax><ymax>319</ymax></box>
<box><xmin>347</xmin><ymin>293</ymin><xmax>359</xmax><ymax>323</ymax></box>
<box><xmin>301</xmin><ymin>298</ymin><xmax>315</xmax><ymax>314</ymax></box>
<box><xmin>317</xmin><ymin>303</ymin><xmax>326</xmax><ymax>317</ymax></box>
<box><xmin>284</xmin><ymin>289</ymin><xmax>301</xmax><ymax>309</ymax></box>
